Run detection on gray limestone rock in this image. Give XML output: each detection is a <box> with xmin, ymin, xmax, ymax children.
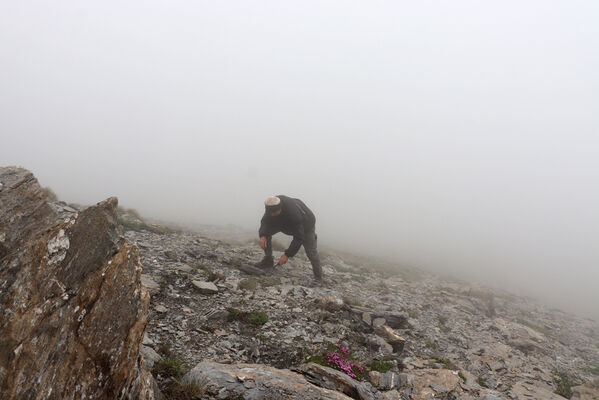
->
<box><xmin>184</xmin><ymin>361</ymin><xmax>353</xmax><ymax>399</ymax></box>
<box><xmin>141</xmin><ymin>274</ymin><xmax>160</xmax><ymax>295</ymax></box>
<box><xmin>192</xmin><ymin>280</ymin><xmax>219</xmax><ymax>294</ymax></box>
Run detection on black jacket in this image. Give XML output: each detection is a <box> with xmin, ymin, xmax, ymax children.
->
<box><xmin>258</xmin><ymin>195</ymin><xmax>316</xmax><ymax>257</ymax></box>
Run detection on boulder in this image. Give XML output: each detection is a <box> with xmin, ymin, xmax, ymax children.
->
<box><xmin>184</xmin><ymin>361</ymin><xmax>354</xmax><ymax>399</ymax></box>
<box><xmin>0</xmin><ymin>166</ymin><xmax>158</xmax><ymax>399</ymax></box>
<box><xmin>398</xmin><ymin>369</ymin><xmax>463</xmax><ymax>399</ymax></box>
<box><xmin>297</xmin><ymin>362</ymin><xmax>381</xmax><ymax>400</ymax></box>
<box><xmin>350</xmin><ymin>307</ymin><xmax>410</xmax><ymax>330</ymax></box>
<box><xmin>509</xmin><ymin>381</ymin><xmax>565</xmax><ymax>400</ymax></box>
<box><xmin>374</xmin><ymin>325</ymin><xmax>406</xmax><ymax>354</ymax></box>
<box><xmin>571</xmin><ymin>378</ymin><xmax>599</xmax><ymax>400</ymax></box>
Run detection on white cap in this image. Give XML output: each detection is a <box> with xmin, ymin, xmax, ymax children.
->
<box><xmin>265</xmin><ymin>196</ymin><xmax>281</xmax><ymax>206</ymax></box>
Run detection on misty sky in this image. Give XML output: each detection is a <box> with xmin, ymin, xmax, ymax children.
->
<box><xmin>1</xmin><ymin>1</ymin><xmax>598</xmax><ymax>319</ymax></box>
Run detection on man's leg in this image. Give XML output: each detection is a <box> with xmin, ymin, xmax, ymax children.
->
<box><xmin>264</xmin><ymin>236</ymin><xmax>273</xmax><ymax>257</ymax></box>
<box><xmin>303</xmin><ymin>228</ymin><xmax>323</xmax><ymax>280</ymax></box>
<box><xmin>254</xmin><ymin>236</ymin><xmax>274</xmax><ymax>268</ymax></box>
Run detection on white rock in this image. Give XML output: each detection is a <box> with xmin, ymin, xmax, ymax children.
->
<box><xmin>192</xmin><ymin>280</ymin><xmax>219</xmax><ymax>294</ymax></box>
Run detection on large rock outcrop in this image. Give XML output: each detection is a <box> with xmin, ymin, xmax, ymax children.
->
<box><xmin>0</xmin><ymin>167</ymin><xmax>158</xmax><ymax>399</ymax></box>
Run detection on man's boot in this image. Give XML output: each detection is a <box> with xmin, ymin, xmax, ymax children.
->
<box><xmin>254</xmin><ymin>255</ymin><xmax>274</xmax><ymax>269</ymax></box>
<box><xmin>312</xmin><ymin>262</ymin><xmax>323</xmax><ymax>282</ymax></box>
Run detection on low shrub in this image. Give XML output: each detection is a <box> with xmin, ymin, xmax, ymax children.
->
<box><xmin>226</xmin><ymin>308</ymin><xmax>269</xmax><ymax>326</ymax></box>
<box><xmin>584</xmin><ymin>364</ymin><xmax>599</xmax><ymax>375</ymax></box>
<box><xmin>369</xmin><ymin>360</ymin><xmax>394</xmax><ymax>373</ymax></box>
<box><xmin>248</xmin><ymin>311</ymin><xmax>269</xmax><ymax>326</ymax></box>
<box><xmin>152</xmin><ymin>356</ymin><xmax>186</xmax><ymax>380</ymax></box>
<box><xmin>168</xmin><ymin>379</ymin><xmax>205</xmax><ymax>400</ymax></box>
<box><xmin>554</xmin><ymin>371</ymin><xmax>576</xmax><ymax>398</ymax></box>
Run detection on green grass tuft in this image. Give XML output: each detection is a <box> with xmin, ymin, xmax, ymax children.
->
<box><xmin>152</xmin><ymin>356</ymin><xmax>187</xmax><ymax>380</ymax></box>
<box><xmin>554</xmin><ymin>371</ymin><xmax>576</xmax><ymax>398</ymax></box>
<box><xmin>226</xmin><ymin>308</ymin><xmax>268</xmax><ymax>326</ymax></box>
<box><xmin>585</xmin><ymin>364</ymin><xmax>599</xmax><ymax>375</ymax></box>
<box><xmin>167</xmin><ymin>379</ymin><xmax>205</xmax><ymax>400</ymax></box>
<box><xmin>248</xmin><ymin>311</ymin><xmax>269</xmax><ymax>326</ymax></box>
<box><xmin>369</xmin><ymin>360</ymin><xmax>394</xmax><ymax>373</ymax></box>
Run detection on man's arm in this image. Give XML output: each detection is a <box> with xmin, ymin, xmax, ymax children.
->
<box><xmin>258</xmin><ymin>214</ymin><xmax>269</xmax><ymax>238</ymax></box>
<box><xmin>284</xmin><ymin>222</ymin><xmax>305</xmax><ymax>258</ymax></box>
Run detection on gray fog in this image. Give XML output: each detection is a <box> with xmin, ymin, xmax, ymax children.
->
<box><xmin>2</xmin><ymin>1</ymin><xmax>598</xmax><ymax>319</ymax></box>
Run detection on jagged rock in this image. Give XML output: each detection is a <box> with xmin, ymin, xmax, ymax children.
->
<box><xmin>479</xmin><ymin>394</ymin><xmax>503</xmax><ymax>400</ymax></box>
<box><xmin>368</xmin><ymin>371</ymin><xmax>399</xmax><ymax>390</ymax></box>
<box><xmin>509</xmin><ymin>381</ymin><xmax>564</xmax><ymax>399</ymax></box>
<box><xmin>184</xmin><ymin>361</ymin><xmax>353</xmax><ymax>399</ymax></box>
<box><xmin>399</xmin><ymin>369</ymin><xmax>462</xmax><ymax>399</ymax></box>
<box><xmin>140</xmin><ymin>345</ymin><xmax>161</xmax><ymax>370</ymax></box>
<box><xmin>0</xmin><ymin>167</ymin><xmax>157</xmax><ymax>400</ymax></box>
<box><xmin>192</xmin><ymin>280</ymin><xmax>219</xmax><ymax>294</ymax></box>
<box><xmin>377</xmin><ymin>372</ymin><xmax>399</xmax><ymax>390</ymax></box>
<box><xmin>143</xmin><ymin>333</ymin><xmax>155</xmax><ymax>346</ymax></box>
<box><xmin>398</xmin><ymin>373</ymin><xmax>415</xmax><ymax>387</ymax></box>
<box><xmin>367</xmin><ymin>335</ymin><xmax>394</xmax><ymax>355</ymax></box>
<box><xmin>508</xmin><ymin>338</ymin><xmax>543</xmax><ymax>354</ymax></box>
<box><xmin>571</xmin><ymin>378</ymin><xmax>599</xmax><ymax>400</ymax></box>
<box><xmin>350</xmin><ymin>307</ymin><xmax>410</xmax><ymax>330</ymax></box>
<box><xmin>155</xmin><ymin>304</ymin><xmax>168</xmax><ymax>313</ymax></box>
<box><xmin>373</xmin><ymin>318</ymin><xmax>386</xmax><ymax>327</ymax></box>
<box><xmin>369</xmin><ymin>371</ymin><xmax>382</xmax><ymax>387</ymax></box>
<box><xmin>175</xmin><ymin>264</ymin><xmax>194</xmax><ymax>273</ymax></box>
<box><xmin>141</xmin><ymin>274</ymin><xmax>161</xmax><ymax>295</ymax></box>
<box><xmin>297</xmin><ymin>362</ymin><xmax>380</xmax><ymax>400</ymax></box>
<box><xmin>374</xmin><ymin>325</ymin><xmax>406</xmax><ymax>354</ymax></box>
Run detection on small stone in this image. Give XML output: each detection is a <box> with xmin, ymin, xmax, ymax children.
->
<box><xmin>373</xmin><ymin>318</ymin><xmax>386</xmax><ymax>327</ymax></box>
<box><xmin>369</xmin><ymin>371</ymin><xmax>382</xmax><ymax>387</ymax></box>
<box><xmin>192</xmin><ymin>280</ymin><xmax>219</xmax><ymax>294</ymax></box>
<box><xmin>398</xmin><ymin>373</ymin><xmax>415</xmax><ymax>387</ymax></box>
<box><xmin>142</xmin><ymin>333</ymin><xmax>154</xmax><ymax>346</ymax></box>
<box><xmin>141</xmin><ymin>274</ymin><xmax>160</xmax><ymax>295</ymax></box>
<box><xmin>379</xmin><ymin>371</ymin><xmax>399</xmax><ymax>390</ymax></box>
<box><xmin>362</xmin><ymin>312</ymin><xmax>372</xmax><ymax>325</ymax></box>
<box><xmin>176</xmin><ymin>264</ymin><xmax>193</xmax><ymax>273</ymax></box>
<box><xmin>155</xmin><ymin>305</ymin><xmax>167</xmax><ymax>313</ymax></box>
<box><xmin>140</xmin><ymin>345</ymin><xmax>161</xmax><ymax>369</ymax></box>
<box><xmin>374</xmin><ymin>325</ymin><xmax>406</xmax><ymax>353</ymax></box>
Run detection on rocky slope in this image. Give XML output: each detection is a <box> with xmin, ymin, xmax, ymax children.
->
<box><xmin>118</xmin><ymin>212</ymin><xmax>599</xmax><ymax>399</ymax></box>
<box><xmin>2</xmin><ymin>166</ymin><xmax>598</xmax><ymax>399</ymax></box>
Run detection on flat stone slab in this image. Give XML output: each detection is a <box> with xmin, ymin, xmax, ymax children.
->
<box><xmin>192</xmin><ymin>280</ymin><xmax>219</xmax><ymax>294</ymax></box>
<box><xmin>184</xmin><ymin>361</ymin><xmax>353</xmax><ymax>400</ymax></box>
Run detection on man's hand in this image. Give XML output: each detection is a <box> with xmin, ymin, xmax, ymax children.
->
<box><xmin>278</xmin><ymin>254</ymin><xmax>289</xmax><ymax>265</ymax></box>
<box><xmin>259</xmin><ymin>236</ymin><xmax>267</xmax><ymax>249</ymax></box>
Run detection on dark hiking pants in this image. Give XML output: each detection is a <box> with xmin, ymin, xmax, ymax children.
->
<box><xmin>264</xmin><ymin>228</ymin><xmax>323</xmax><ymax>279</ymax></box>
